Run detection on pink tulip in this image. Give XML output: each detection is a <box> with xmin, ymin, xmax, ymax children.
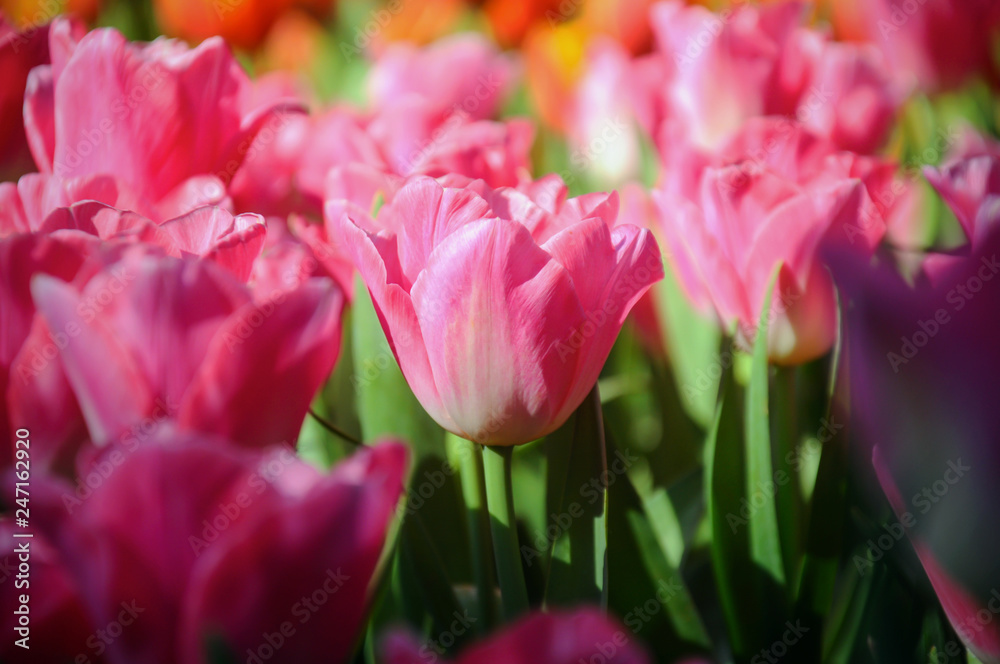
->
<box><xmin>641</xmin><ymin>1</ymin><xmax>898</xmax><ymax>154</ymax></box>
<box><xmin>567</xmin><ymin>39</ymin><xmax>644</xmax><ymax>184</ymax></box>
<box><xmin>646</xmin><ymin>0</ymin><xmax>807</xmax><ymax>149</ymax></box>
<box><xmin>250</xmin><ymin>214</ymin><xmax>355</xmax><ymax>301</ymax></box>
<box><xmin>0</xmin><ymin>16</ymin><xmax>83</xmax><ymax>181</ymax></box>
<box><xmin>798</xmin><ymin>40</ymin><xmax>900</xmax><ymax>155</ymax></box>
<box><xmin>1</xmin><ymin>231</ymin><xmax>97</xmax><ymax>474</ymax></box>
<box><xmin>0</xmin><ymin>172</ymin><xmax>123</xmax><ymax>236</ymax></box>
<box><xmin>30</xmin><ymin>248</ymin><xmax>344</xmax><ymax>449</ymax></box>
<box><xmin>382</xmin><ymin>608</ymin><xmax>651</xmax><ymax>664</ymax></box>
<box><xmin>21</xmin><ymin>25</ymin><xmax>297</xmax><ymax>222</ymax></box>
<box><xmin>33</xmin><ymin>435</ymin><xmax>408</xmax><ymax>664</ymax></box>
<box><xmin>654</xmin><ymin>118</ymin><xmax>891</xmax><ymax>364</ymax></box>
<box><xmin>32</xmin><ymin>203</ymin><xmax>268</xmax><ymax>283</ymax></box>
<box><xmin>851</xmin><ymin>0</ymin><xmax>1000</xmax><ymax>93</ymax></box>
<box><xmin>366</xmin><ymin>99</ymin><xmax>534</xmax><ymax>188</ymax></box>
<box><xmin>330</xmin><ymin>175</ymin><xmax>662</xmax><ymax>445</ymax></box>
<box><xmin>230</xmin><ymin>105</ymin><xmax>387</xmax><ymax>219</ymax></box>
<box><xmin>368</xmin><ymin>33</ymin><xmax>515</xmax><ymax>123</ymax></box>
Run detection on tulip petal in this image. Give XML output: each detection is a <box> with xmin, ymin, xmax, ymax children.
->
<box><xmin>331</xmin><ymin>205</ymin><xmax>449</xmax><ymax>430</ymax></box>
<box><xmin>181</xmin><ymin>442</ymin><xmax>408</xmax><ymax>664</ymax></box>
<box><xmin>179</xmin><ymin>279</ymin><xmax>344</xmax><ymax>448</ymax></box>
<box><xmin>410</xmin><ymin>217</ymin><xmax>585</xmax><ymax>445</ymax></box>
<box><xmin>30</xmin><ymin>274</ymin><xmax>153</xmax><ymax>445</ymax></box>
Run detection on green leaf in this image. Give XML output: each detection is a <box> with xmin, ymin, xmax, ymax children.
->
<box><xmin>704</xmin><ymin>361</ymin><xmax>759</xmax><ymax>657</ymax></box>
<box><xmin>607</xmin><ymin>439</ymin><xmax>711</xmax><ymax>661</ymax></box>
<box><xmin>653</xmin><ymin>267</ymin><xmax>722</xmax><ymax>429</ymax></box>
<box><xmin>395</xmin><ymin>510</ymin><xmax>468</xmax><ymax>647</ymax></box>
<box><xmin>744</xmin><ymin>270</ymin><xmax>786</xmax><ymax>590</ymax></box>
<box><xmin>542</xmin><ymin>386</ymin><xmax>608</xmax><ymax>609</ymax></box>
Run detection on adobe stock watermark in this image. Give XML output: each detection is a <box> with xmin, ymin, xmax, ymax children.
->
<box><xmin>726</xmin><ymin>422</ymin><xmax>841</xmax><ymax>533</ymax></box>
<box><xmin>339</xmin><ymin>0</ymin><xmax>406</xmax><ymax>61</ymax></box>
<box><xmin>61</xmin><ymin>397</ymin><xmax>179</xmax><ymax>515</ymax></box>
<box><xmin>886</xmin><ymin>254</ymin><xmax>1000</xmax><ymax>373</ymax></box>
<box><xmin>520</xmin><ymin>448</ymin><xmax>638</xmax><ymax>567</ymax></box>
<box><xmin>245</xmin><ymin>568</ymin><xmax>350</xmax><ymax>664</ymax></box>
<box><xmin>53</xmin><ymin>63</ymin><xmax>169</xmax><ymax>177</ymax></box>
<box><xmin>876</xmin><ymin>0</ymin><xmax>931</xmax><ymax>39</ymax></box>
<box><xmin>555</xmin><ymin>253</ymin><xmax>663</xmax><ymax>364</ymax></box>
<box><xmin>188</xmin><ymin>445</ymin><xmax>298</xmax><ymax>556</ymax></box>
<box><xmin>670</xmin><ymin>1</ymin><xmax>748</xmax><ymax>69</ymax></box>
<box><xmin>73</xmin><ymin>600</ymin><xmax>145</xmax><ymax>663</ymax></box>
<box><xmin>410</xmin><ymin>610</ymin><xmax>477</xmax><ymax>663</ymax></box>
<box><xmin>750</xmin><ymin>620</ymin><xmax>810</xmax><ymax>663</ymax></box>
<box><xmin>16</xmin><ymin>266</ymin><xmax>136</xmax><ymax>385</ymax></box>
<box><xmin>580</xmin><ymin>575</ymin><xmax>684</xmax><ymax>663</ymax></box>
<box><xmin>853</xmin><ymin>458</ymin><xmax>970</xmax><ymax>575</ymax></box>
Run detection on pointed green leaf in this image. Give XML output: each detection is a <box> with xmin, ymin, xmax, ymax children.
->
<box><xmin>745</xmin><ymin>270</ymin><xmax>786</xmax><ymax>589</ymax></box>
<box><xmin>542</xmin><ymin>386</ymin><xmax>608</xmax><ymax>609</ymax></box>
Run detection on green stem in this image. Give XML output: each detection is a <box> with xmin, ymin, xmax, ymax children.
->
<box><xmin>482</xmin><ymin>444</ymin><xmax>529</xmax><ymax>619</ymax></box>
<box><xmin>455</xmin><ymin>436</ymin><xmax>497</xmax><ymax>631</ymax></box>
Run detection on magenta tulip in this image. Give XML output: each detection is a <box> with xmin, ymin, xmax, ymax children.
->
<box><xmin>30</xmin><ymin>248</ymin><xmax>344</xmax><ymax>449</ymax></box>
<box><xmin>382</xmin><ymin>608</ymin><xmax>651</xmax><ymax>664</ymax></box>
<box><xmin>831</xmin><ymin>190</ymin><xmax>1000</xmax><ymax>663</ymax></box>
<box><xmin>33</xmin><ymin>435</ymin><xmax>408</xmax><ymax>664</ymax></box>
<box><xmin>924</xmin><ymin>143</ymin><xmax>1000</xmax><ymax>245</ymax></box>
<box><xmin>330</xmin><ymin>175</ymin><xmax>661</xmax><ymax>445</ymax></box>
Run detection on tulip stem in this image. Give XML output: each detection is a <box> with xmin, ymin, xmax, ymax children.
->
<box><xmin>482</xmin><ymin>444</ymin><xmax>529</xmax><ymax>619</ymax></box>
<box><xmin>455</xmin><ymin>436</ymin><xmax>498</xmax><ymax>631</ymax></box>
<box><xmin>308</xmin><ymin>408</ymin><xmax>362</xmax><ymax>446</ymax></box>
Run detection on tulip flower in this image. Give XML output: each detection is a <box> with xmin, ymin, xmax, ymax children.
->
<box><xmin>368</xmin><ymin>33</ymin><xmax>515</xmax><ymax>123</ymax></box>
<box><xmin>833</xmin><ymin>0</ymin><xmax>1000</xmax><ymax>93</ymax></box>
<box><xmin>924</xmin><ymin>144</ymin><xmax>1000</xmax><ymax>246</ymax></box>
<box><xmin>34</xmin><ymin>434</ymin><xmax>408</xmax><ymax>664</ymax></box>
<box><xmin>0</xmin><ymin>16</ymin><xmax>75</xmax><ymax>182</ymax></box>
<box><xmin>0</xmin><ymin>521</ymin><xmax>93</xmax><ymax>662</ymax></box>
<box><xmin>653</xmin><ymin>118</ymin><xmax>891</xmax><ymax>364</ymax></box>
<box><xmin>250</xmin><ymin>214</ymin><xmax>355</xmax><ymax>301</ymax></box>
<box><xmin>21</xmin><ymin>25</ymin><xmax>297</xmax><ymax>222</ymax></box>
<box><xmin>153</xmin><ymin>0</ymin><xmax>334</xmax><ymax>51</ymax></box>
<box><xmin>382</xmin><ymin>608</ymin><xmax>652</xmax><ymax>664</ymax></box>
<box><xmin>1</xmin><ymin>231</ymin><xmax>96</xmax><ymax>473</ymax></box>
<box><xmin>640</xmin><ymin>1</ymin><xmax>898</xmax><ymax>154</ymax></box>
<box><xmin>30</xmin><ymin>248</ymin><xmax>344</xmax><ymax>449</ymax></box>
<box><xmin>330</xmin><ymin>175</ymin><xmax>662</xmax><ymax>446</ymax></box>
<box><xmin>831</xmin><ymin>199</ymin><xmax>1000</xmax><ymax>663</ymax></box>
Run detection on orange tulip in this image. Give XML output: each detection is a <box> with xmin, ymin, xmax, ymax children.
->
<box><xmin>523</xmin><ymin>20</ymin><xmax>588</xmax><ymax>130</ymax></box>
<box><xmin>153</xmin><ymin>0</ymin><xmax>333</xmax><ymax>50</ymax></box>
